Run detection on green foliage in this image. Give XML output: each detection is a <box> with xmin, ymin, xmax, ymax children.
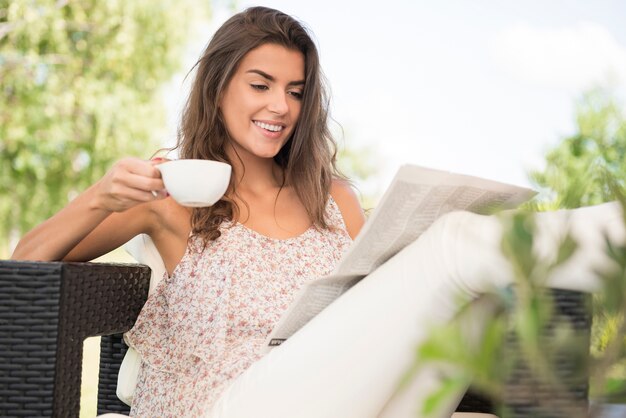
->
<box><xmin>531</xmin><ymin>88</ymin><xmax>626</xmax><ymax>403</ymax></box>
<box><xmin>399</xmin><ymin>293</ymin><xmax>511</xmax><ymax>415</ymax></box>
<box><xmin>500</xmin><ymin>213</ymin><xmax>589</xmax><ymax>403</ymax></box>
<box><xmin>0</xmin><ymin>0</ymin><xmax>210</xmax><ymax>256</ymax></box>
<box><xmin>530</xmin><ymin>88</ymin><xmax>626</xmax><ymax>209</ymax></box>
<box><xmin>403</xmin><ymin>209</ymin><xmax>592</xmax><ymax>417</ymax></box>
<box><xmin>590</xmin><ymin>232</ymin><xmax>626</xmax><ymax>403</ymax></box>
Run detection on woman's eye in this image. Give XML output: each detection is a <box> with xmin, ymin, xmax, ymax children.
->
<box><xmin>289</xmin><ymin>91</ymin><xmax>303</xmax><ymax>100</ymax></box>
<box><xmin>251</xmin><ymin>84</ymin><xmax>268</xmax><ymax>91</ymax></box>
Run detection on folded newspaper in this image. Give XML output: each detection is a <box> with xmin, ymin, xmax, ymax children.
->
<box><xmin>262</xmin><ymin>164</ymin><xmax>536</xmax><ymax>352</ymax></box>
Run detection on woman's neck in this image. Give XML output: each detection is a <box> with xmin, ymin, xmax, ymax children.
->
<box><xmin>227</xmin><ymin>148</ymin><xmax>285</xmax><ymax>194</ymax></box>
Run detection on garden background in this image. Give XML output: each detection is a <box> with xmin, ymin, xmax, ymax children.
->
<box><xmin>2</xmin><ymin>1</ymin><xmax>626</xmax><ymax>416</ymax></box>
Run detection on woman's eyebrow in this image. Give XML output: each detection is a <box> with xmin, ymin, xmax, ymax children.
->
<box><xmin>246</xmin><ymin>69</ymin><xmax>305</xmax><ymax>87</ymax></box>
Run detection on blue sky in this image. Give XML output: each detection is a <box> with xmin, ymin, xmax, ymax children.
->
<box><xmin>163</xmin><ymin>0</ymin><xmax>626</xmax><ymax>198</ymax></box>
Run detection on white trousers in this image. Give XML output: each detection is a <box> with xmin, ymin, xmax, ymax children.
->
<box><xmin>101</xmin><ymin>202</ymin><xmax>625</xmax><ymax>418</ymax></box>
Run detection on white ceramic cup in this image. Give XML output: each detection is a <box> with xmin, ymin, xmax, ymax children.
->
<box><xmin>155</xmin><ymin>159</ymin><xmax>231</xmax><ymax>207</ymax></box>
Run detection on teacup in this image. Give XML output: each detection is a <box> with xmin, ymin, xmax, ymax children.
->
<box><xmin>156</xmin><ymin>159</ymin><xmax>231</xmax><ymax>207</ymax></box>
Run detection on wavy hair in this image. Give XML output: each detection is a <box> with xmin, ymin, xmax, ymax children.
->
<box><xmin>174</xmin><ymin>6</ymin><xmax>342</xmax><ymax>242</ymax></box>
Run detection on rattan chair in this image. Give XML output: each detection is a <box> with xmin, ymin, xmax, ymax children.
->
<box><xmin>0</xmin><ymin>261</ymin><xmax>149</xmax><ymax>417</ymax></box>
<box><xmin>0</xmin><ymin>260</ymin><xmax>591</xmax><ymax>417</ymax></box>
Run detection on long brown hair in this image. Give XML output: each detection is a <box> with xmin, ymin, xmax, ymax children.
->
<box><xmin>175</xmin><ymin>6</ymin><xmax>343</xmax><ymax>242</ymax></box>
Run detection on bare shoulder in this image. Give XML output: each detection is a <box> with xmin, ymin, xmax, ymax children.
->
<box><xmin>330</xmin><ymin>179</ymin><xmax>366</xmax><ymax>240</ymax></box>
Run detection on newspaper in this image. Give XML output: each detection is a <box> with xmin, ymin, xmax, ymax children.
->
<box><xmin>262</xmin><ymin>164</ymin><xmax>536</xmax><ymax>352</ymax></box>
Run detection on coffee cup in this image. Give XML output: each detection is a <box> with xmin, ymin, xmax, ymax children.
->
<box><xmin>155</xmin><ymin>159</ymin><xmax>231</xmax><ymax>207</ymax></box>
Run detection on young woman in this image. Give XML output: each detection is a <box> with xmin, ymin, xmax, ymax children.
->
<box><xmin>13</xmin><ymin>6</ymin><xmax>364</xmax><ymax>417</ymax></box>
<box><xmin>13</xmin><ymin>6</ymin><xmax>625</xmax><ymax>418</ymax></box>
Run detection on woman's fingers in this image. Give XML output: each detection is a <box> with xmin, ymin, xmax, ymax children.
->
<box><xmin>149</xmin><ymin>157</ymin><xmax>171</xmax><ymax>165</ymax></box>
<box><xmin>118</xmin><ymin>187</ymin><xmax>162</xmax><ymax>203</ymax></box>
<box><xmin>106</xmin><ymin>181</ymin><xmax>167</xmax><ymax>208</ymax></box>
<box><xmin>96</xmin><ymin>158</ymin><xmax>170</xmax><ymax>212</ymax></box>
<box><xmin>120</xmin><ymin>172</ymin><xmax>165</xmax><ymax>194</ymax></box>
<box><xmin>148</xmin><ymin>158</ymin><xmax>171</xmax><ymax>197</ymax></box>
<box><xmin>121</xmin><ymin>157</ymin><xmax>162</xmax><ymax>179</ymax></box>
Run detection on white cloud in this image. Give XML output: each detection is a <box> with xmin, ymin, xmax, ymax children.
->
<box><xmin>492</xmin><ymin>22</ymin><xmax>626</xmax><ymax>91</ymax></box>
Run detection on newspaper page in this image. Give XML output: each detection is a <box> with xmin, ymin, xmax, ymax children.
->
<box><xmin>262</xmin><ymin>164</ymin><xmax>536</xmax><ymax>352</ymax></box>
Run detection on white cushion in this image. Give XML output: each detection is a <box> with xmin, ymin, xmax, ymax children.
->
<box><xmin>117</xmin><ymin>234</ymin><xmax>167</xmax><ymax>406</ymax></box>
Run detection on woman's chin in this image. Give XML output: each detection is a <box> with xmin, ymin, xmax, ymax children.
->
<box><xmin>252</xmin><ymin>147</ymin><xmax>283</xmax><ymax>160</ymax></box>
<box><xmin>228</xmin><ymin>141</ymin><xmax>285</xmax><ymax>162</ymax></box>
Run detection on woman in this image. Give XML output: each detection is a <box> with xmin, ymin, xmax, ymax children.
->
<box><xmin>13</xmin><ymin>6</ymin><xmax>364</xmax><ymax>417</ymax></box>
<box><xmin>13</xmin><ymin>6</ymin><xmax>625</xmax><ymax>418</ymax></box>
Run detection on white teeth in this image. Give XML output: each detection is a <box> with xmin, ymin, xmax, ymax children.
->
<box><xmin>254</xmin><ymin>121</ymin><xmax>284</xmax><ymax>132</ymax></box>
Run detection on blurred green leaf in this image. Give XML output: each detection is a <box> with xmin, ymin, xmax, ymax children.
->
<box><xmin>422</xmin><ymin>376</ymin><xmax>469</xmax><ymax>416</ymax></box>
<box><xmin>553</xmin><ymin>234</ymin><xmax>578</xmax><ymax>267</ymax></box>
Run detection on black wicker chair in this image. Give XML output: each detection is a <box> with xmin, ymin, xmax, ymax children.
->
<box><xmin>0</xmin><ymin>260</ymin><xmax>591</xmax><ymax>417</ymax></box>
<box><xmin>0</xmin><ymin>261</ymin><xmax>149</xmax><ymax>417</ymax></box>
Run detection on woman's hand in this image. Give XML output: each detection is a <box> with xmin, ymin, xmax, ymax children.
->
<box><xmin>92</xmin><ymin>157</ymin><xmax>167</xmax><ymax>213</ymax></box>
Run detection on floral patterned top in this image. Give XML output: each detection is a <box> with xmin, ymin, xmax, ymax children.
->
<box><xmin>124</xmin><ymin>196</ymin><xmax>353</xmax><ymax>417</ymax></box>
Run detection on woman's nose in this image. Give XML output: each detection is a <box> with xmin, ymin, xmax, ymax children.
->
<box><xmin>267</xmin><ymin>92</ymin><xmax>289</xmax><ymax>115</ymax></box>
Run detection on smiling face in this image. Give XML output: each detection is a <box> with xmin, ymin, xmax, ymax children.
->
<box><xmin>220</xmin><ymin>43</ymin><xmax>305</xmax><ymax>164</ymax></box>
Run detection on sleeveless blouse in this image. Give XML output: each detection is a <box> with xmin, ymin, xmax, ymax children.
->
<box><xmin>124</xmin><ymin>197</ymin><xmax>353</xmax><ymax>417</ymax></box>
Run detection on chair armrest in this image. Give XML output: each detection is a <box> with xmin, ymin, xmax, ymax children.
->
<box><xmin>0</xmin><ymin>260</ymin><xmax>150</xmax><ymax>418</ymax></box>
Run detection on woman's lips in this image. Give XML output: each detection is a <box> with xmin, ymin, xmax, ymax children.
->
<box><xmin>253</xmin><ymin>120</ymin><xmax>285</xmax><ymax>139</ymax></box>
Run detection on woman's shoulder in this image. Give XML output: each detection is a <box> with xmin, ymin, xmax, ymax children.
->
<box><xmin>329</xmin><ymin>179</ymin><xmax>365</xmax><ymax>240</ymax></box>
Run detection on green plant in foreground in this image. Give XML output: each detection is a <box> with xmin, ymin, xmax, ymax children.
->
<box><xmin>399</xmin><ymin>198</ymin><xmax>626</xmax><ymax>417</ymax></box>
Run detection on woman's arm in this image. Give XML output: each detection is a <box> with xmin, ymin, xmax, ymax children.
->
<box><xmin>330</xmin><ymin>179</ymin><xmax>366</xmax><ymax>240</ymax></box>
<box><xmin>11</xmin><ymin>158</ymin><xmax>166</xmax><ymax>261</ymax></box>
